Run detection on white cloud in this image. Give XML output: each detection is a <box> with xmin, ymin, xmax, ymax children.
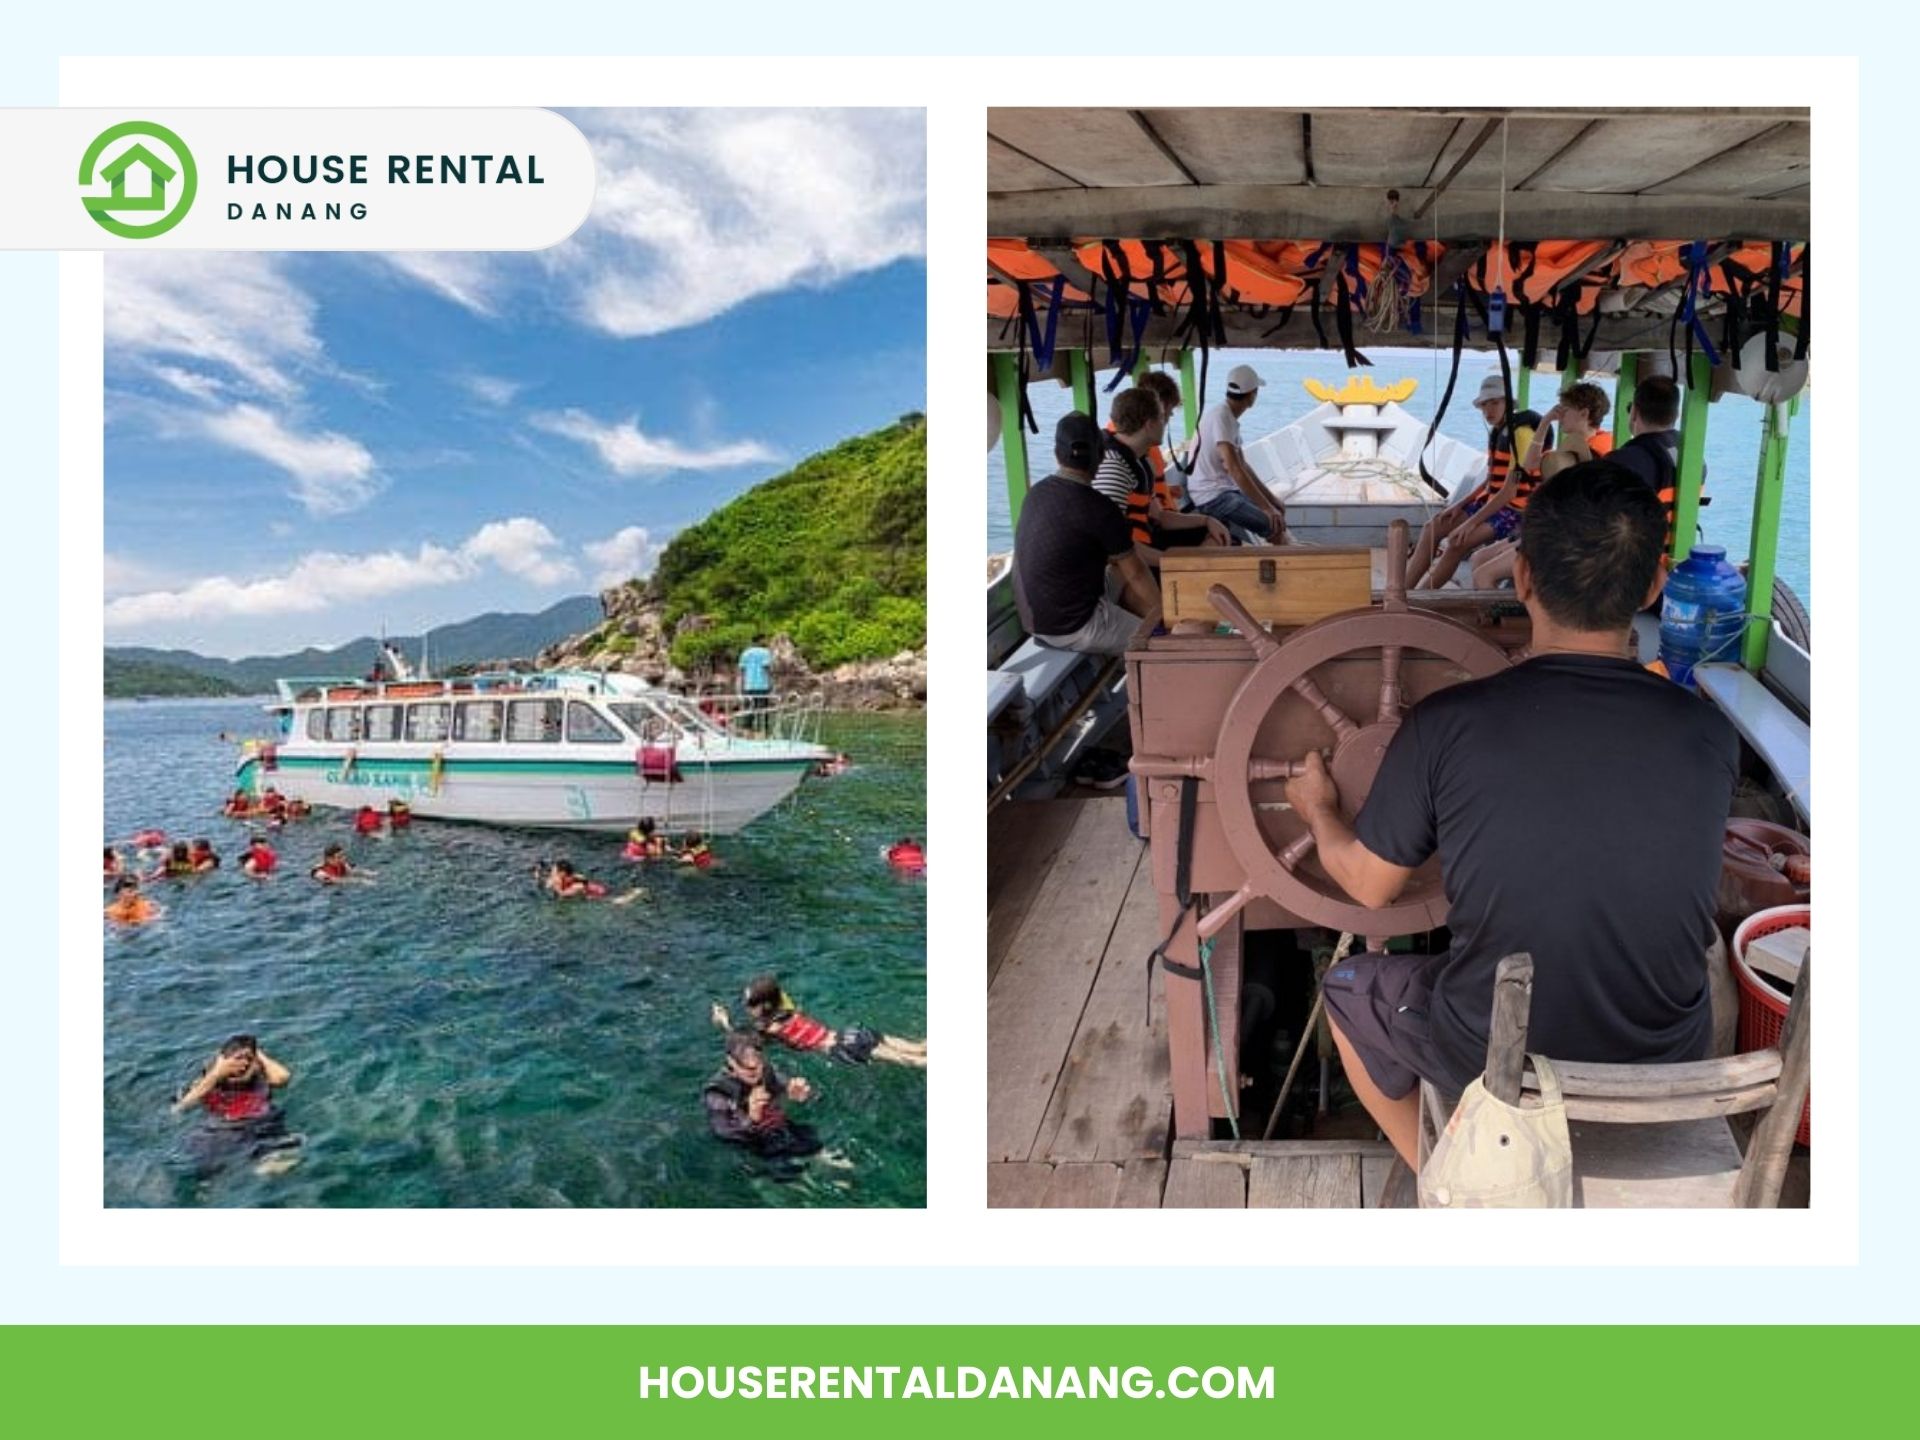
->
<box><xmin>583</xmin><ymin>525</ymin><xmax>664</xmax><ymax>588</ymax></box>
<box><xmin>104</xmin><ymin>553</ymin><xmax>175</xmax><ymax>600</ymax></box>
<box><xmin>462</xmin><ymin>518</ymin><xmax>577</xmax><ymax>586</ymax></box>
<box><xmin>530</xmin><ymin>407</ymin><xmax>775</xmax><ymax>476</ymax></box>
<box><xmin>374</xmin><ymin>109</ymin><xmax>924</xmax><ymax>339</ymax></box>
<box><xmin>149</xmin><ymin>365</ymin><xmax>227</xmax><ymax>402</ymax></box>
<box><xmin>200</xmin><ymin>403</ymin><xmax>379</xmax><ymax>516</ymax></box>
<box><xmin>105</xmin><ymin>252</ymin><xmax>323</xmax><ymax>399</ymax></box>
<box><xmin>455</xmin><ymin>372</ymin><xmax>523</xmax><ymax>407</ymax></box>
<box><xmin>105</xmin><ymin>516</ymin><xmax>578</xmax><ymax>630</ymax></box>
<box><xmin>379</xmin><ymin>253</ymin><xmax>500</xmax><ymax>316</ymax></box>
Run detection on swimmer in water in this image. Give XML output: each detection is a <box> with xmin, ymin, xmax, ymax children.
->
<box><xmin>353</xmin><ymin>805</ymin><xmax>383</xmax><ymax>837</ymax></box>
<box><xmin>239</xmin><ymin>833</ymin><xmax>278</xmax><ymax>878</ymax></box>
<box><xmin>677</xmin><ymin>831</ymin><xmax>714</xmax><ymax>868</ymax></box>
<box><xmin>310</xmin><ymin>843</ymin><xmax>372</xmax><ymax>885</ymax></box>
<box><xmin>885</xmin><ymin>837</ymin><xmax>926</xmax><ymax>874</ymax></box>
<box><xmin>712</xmin><ymin>974</ymin><xmax>927</xmax><ymax>1068</ymax></box>
<box><xmin>702</xmin><ymin>1031</ymin><xmax>821</xmax><ymax>1158</ymax></box>
<box><xmin>153</xmin><ymin>840</ymin><xmax>198</xmax><ymax>881</ymax></box>
<box><xmin>104</xmin><ymin>846</ymin><xmax>124</xmax><ymax>881</ymax></box>
<box><xmin>386</xmin><ymin>798</ymin><xmax>412</xmax><ymax>831</ymax></box>
<box><xmin>188</xmin><ymin>838</ymin><xmax>221</xmax><ymax>873</ymax></box>
<box><xmin>172</xmin><ymin>1034</ymin><xmax>301</xmax><ymax>1177</ymax></box>
<box><xmin>104</xmin><ymin>875</ymin><xmax>162</xmax><ymax>927</ymax></box>
<box><xmin>623</xmin><ymin>816</ymin><xmax>667</xmax><ymax>862</ymax></box>
<box><xmin>535</xmin><ymin>858</ymin><xmax>646</xmax><ymax>906</ymax></box>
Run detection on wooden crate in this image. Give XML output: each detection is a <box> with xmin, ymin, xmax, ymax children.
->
<box><xmin>1159</xmin><ymin>549</ymin><xmax>1372</xmax><ymax>628</ymax></box>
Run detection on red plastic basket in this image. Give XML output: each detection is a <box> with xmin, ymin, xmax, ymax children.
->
<box><xmin>1731</xmin><ymin>904</ymin><xmax>1810</xmax><ymax>1147</ymax></box>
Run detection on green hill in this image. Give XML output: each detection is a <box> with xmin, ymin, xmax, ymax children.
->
<box><xmin>104</xmin><ymin>655</ymin><xmax>247</xmax><ymax>700</ymax></box>
<box><xmin>649</xmin><ymin>415</ymin><xmax>926</xmax><ymax>671</ymax></box>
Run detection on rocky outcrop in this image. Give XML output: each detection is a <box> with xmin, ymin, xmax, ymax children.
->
<box><xmin>535</xmin><ymin>583</ymin><xmax>924</xmax><ymax>711</ymax></box>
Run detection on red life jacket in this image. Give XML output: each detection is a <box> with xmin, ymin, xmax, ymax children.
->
<box><xmin>203</xmin><ymin>1080</ymin><xmax>271</xmax><ymax>1122</ymax></box>
<box><xmin>247</xmin><ymin>846</ymin><xmax>277</xmax><ymax>873</ymax></box>
<box><xmin>354</xmin><ymin>810</ymin><xmax>381</xmax><ymax>834</ymax></box>
<box><xmin>317</xmin><ymin>858</ymin><xmax>349</xmax><ymax>880</ymax></box>
<box><xmin>774</xmin><ymin>1011</ymin><xmax>832</xmax><ymax>1052</ymax></box>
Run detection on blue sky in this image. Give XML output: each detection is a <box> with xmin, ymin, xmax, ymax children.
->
<box><xmin>104</xmin><ymin>108</ymin><xmax>926</xmax><ymax>658</ymax></box>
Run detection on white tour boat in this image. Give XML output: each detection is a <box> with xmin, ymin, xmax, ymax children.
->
<box><xmin>234</xmin><ymin>645</ymin><xmax>833</xmax><ymax>834</ymax></box>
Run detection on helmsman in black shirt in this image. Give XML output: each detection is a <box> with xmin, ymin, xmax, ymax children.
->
<box><xmin>1286</xmin><ymin>460</ymin><xmax>1740</xmax><ymax>1166</ymax></box>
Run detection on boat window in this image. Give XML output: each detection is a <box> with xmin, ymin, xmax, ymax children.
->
<box><xmin>507</xmin><ymin>698</ymin><xmax>564</xmax><ymax>743</ymax></box>
<box><xmin>454</xmin><ymin>700</ymin><xmax>504</xmax><ymax>743</ymax></box>
<box><xmin>363</xmin><ymin>705</ymin><xmax>402</xmax><ymax>743</ymax></box>
<box><xmin>610</xmin><ymin>702</ymin><xmax>678</xmax><ymax>745</ymax></box>
<box><xmin>305</xmin><ymin>708</ymin><xmax>325</xmax><ymax>742</ymax></box>
<box><xmin>566</xmin><ymin>702</ymin><xmax>623</xmax><ymax>744</ymax></box>
<box><xmin>325</xmin><ymin>706</ymin><xmax>363</xmax><ymax>743</ymax></box>
<box><xmin>405</xmin><ymin>703</ymin><xmax>451</xmax><ymax>743</ymax></box>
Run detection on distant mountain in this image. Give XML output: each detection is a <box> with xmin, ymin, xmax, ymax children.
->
<box><xmin>104</xmin><ymin>655</ymin><xmax>248</xmax><ymax>700</ymax></box>
<box><xmin>104</xmin><ymin>596</ymin><xmax>603</xmax><ymax>695</ymax></box>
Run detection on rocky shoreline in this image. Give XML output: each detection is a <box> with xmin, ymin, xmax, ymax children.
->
<box><xmin>533</xmin><ymin>583</ymin><xmax>926</xmax><ymax>712</ymax></box>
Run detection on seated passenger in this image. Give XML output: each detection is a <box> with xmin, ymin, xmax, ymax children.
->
<box><xmin>1011</xmin><ymin>413</ymin><xmax>1161</xmax><ymax>657</ymax></box>
<box><xmin>1283</xmin><ymin>461</ymin><xmax>1738</xmax><ymax>1166</ymax></box>
<box><xmin>713</xmin><ymin>975</ymin><xmax>928</xmax><ymax>1068</ymax></box>
<box><xmin>1183</xmin><ymin>365</ymin><xmax>1289</xmax><ymax>543</ymax></box>
<box><xmin>1415</xmin><ymin>375</ymin><xmax>1545</xmax><ymax>589</ymax></box>
<box><xmin>702</xmin><ymin>1031</ymin><xmax>820</xmax><ymax>1158</ymax></box>
<box><xmin>1094</xmin><ymin>384</ymin><xmax>1227</xmax><ymax>567</ymax></box>
<box><xmin>1523</xmin><ymin>382</ymin><xmax>1612</xmax><ymax>481</ymax></box>
<box><xmin>1609</xmin><ymin>373</ymin><xmax>1690</xmax><ymax>554</ymax></box>
<box><xmin>104</xmin><ymin>875</ymin><xmax>162</xmax><ymax>927</ymax></box>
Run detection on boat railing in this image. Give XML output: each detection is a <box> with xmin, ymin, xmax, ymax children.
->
<box><xmin>676</xmin><ymin>690</ymin><xmax>830</xmax><ymax>748</ymax></box>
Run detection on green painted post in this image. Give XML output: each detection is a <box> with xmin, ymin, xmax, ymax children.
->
<box><xmin>1070</xmin><ymin>348</ymin><xmax>1094</xmax><ymax>419</ymax></box>
<box><xmin>1132</xmin><ymin>349</ymin><xmax>1153</xmax><ymax>380</ymax></box>
<box><xmin>1671</xmin><ymin>351</ymin><xmax>1713</xmax><ymax>561</ymax></box>
<box><xmin>1179</xmin><ymin>348</ymin><xmax>1199</xmax><ymax>438</ymax></box>
<box><xmin>1613</xmin><ymin>352</ymin><xmax>1639</xmax><ymax>448</ymax></box>
<box><xmin>1740</xmin><ymin>399</ymin><xmax>1795</xmax><ymax>671</ymax></box>
<box><xmin>1515</xmin><ymin>360</ymin><xmax>1532</xmax><ymax>409</ymax></box>
<box><xmin>992</xmin><ymin>351</ymin><xmax>1030</xmax><ymax>527</ymax></box>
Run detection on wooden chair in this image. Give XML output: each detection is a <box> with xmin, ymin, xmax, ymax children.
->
<box><xmin>1416</xmin><ymin>951</ymin><xmax>1810</xmax><ymax>1207</ymax></box>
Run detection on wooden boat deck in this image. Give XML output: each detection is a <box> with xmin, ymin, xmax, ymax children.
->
<box><xmin>987</xmin><ymin>794</ymin><xmax>1409</xmax><ymax>1209</ymax></box>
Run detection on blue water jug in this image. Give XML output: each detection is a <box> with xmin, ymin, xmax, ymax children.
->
<box><xmin>1660</xmin><ymin>545</ymin><xmax>1748</xmax><ymax>687</ymax></box>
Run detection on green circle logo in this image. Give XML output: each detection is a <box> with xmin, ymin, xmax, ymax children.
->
<box><xmin>78</xmin><ymin>121</ymin><xmax>198</xmax><ymax>239</ymax></box>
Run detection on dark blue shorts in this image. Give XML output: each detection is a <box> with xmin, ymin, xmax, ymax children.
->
<box><xmin>1321</xmin><ymin>951</ymin><xmax>1455</xmax><ymax>1101</ymax></box>
<box><xmin>1462</xmin><ymin>495</ymin><xmax>1521</xmax><ymax>541</ymax></box>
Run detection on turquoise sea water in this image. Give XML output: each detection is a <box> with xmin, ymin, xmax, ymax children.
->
<box><xmin>986</xmin><ymin>349</ymin><xmax>1812</xmax><ymax>609</ymax></box>
<box><xmin>103</xmin><ymin>700</ymin><xmax>926</xmax><ymax>1208</ymax></box>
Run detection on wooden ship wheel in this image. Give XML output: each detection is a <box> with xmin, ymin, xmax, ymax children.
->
<box><xmin>1193</xmin><ymin>521</ymin><xmax>1512</xmax><ymax>939</ymax></box>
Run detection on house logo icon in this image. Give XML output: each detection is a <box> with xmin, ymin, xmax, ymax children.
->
<box><xmin>78</xmin><ymin>121</ymin><xmax>198</xmax><ymax>239</ymax></box>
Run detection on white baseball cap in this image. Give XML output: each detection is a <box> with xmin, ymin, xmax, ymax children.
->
<box><xmin>1225</xmin><ymin>364</ymin><xmax>1267</xmax><ymax>396</ymax></box>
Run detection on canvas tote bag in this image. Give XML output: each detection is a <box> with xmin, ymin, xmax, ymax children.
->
<box><xmin>1419</xmin><ymin>1055</ymin><xmax>1574</xmax><ymax>1208</ymax></box>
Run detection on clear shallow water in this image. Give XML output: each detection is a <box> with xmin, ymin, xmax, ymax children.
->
<box><xmin>987</xmin><ymin>349</ymin><xmax>1812</xmax><ymax>609</ymax></box>
<box><xmin>104</xmin><ymin>699</ymin><xmax>926</xmax><ymax>1208</ymax></box>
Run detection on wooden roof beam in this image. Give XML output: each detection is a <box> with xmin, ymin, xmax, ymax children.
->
<box><xmin>1412</xmin><ymin>116</ymin><xmax>1503</xmax><ymax>219</ymax></box>
<box><xmin>1128</xmin><ymin>110</ymin><xmax>1199</xmax><ymax>186</ymax></box>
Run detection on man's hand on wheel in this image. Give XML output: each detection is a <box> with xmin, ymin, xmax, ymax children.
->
<box><xmin>1285</xmin><ymin>750</ymin><xmax>1340</xmax><ymax>822</ymax></box>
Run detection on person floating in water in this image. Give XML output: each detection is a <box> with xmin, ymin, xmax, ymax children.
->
<box><xmin>311</xmin><ymin>844</ymin><xmax>372</xmax><ymax>885</ymax></box>
<box><xmin>885</xmin><ymin>837</ymin><xmax>926</xmax><ymax>875</ymax></box>
<box><xmin>104</xmin><ymin>875</ymin><xmax>162</xmax><ymax>927</ymax></box>
<box><xmin>538</xmin><ymin>857</ymin><xmax>608</xmax><ymax>899</ymax></box>
<box><xmin>103</xmin><ymin>845</ymin><xmax>124</xmax><ymax>881</ymax></box>
<box><xmin>677</xmin><ymin>831</ymin><xmax>714</xmax><ymax>868</ymax></box>
<box><xmin>703</xmin><ymin>1031</ymin><xmax>821</xmax><ymax>1158</ymax></box>
<box><xmin>240</xmin><ymin>833</ymin><xmax>278</xmax><ymax>878</ymax></box>
<box><xmin>131</xmin><ymin>828</ymin><xmax>169</xmax><ymax>861</ymax></box>
<box><xmin>386</xmin><ymin>798</ymin><xmax>412</xmax><ymax>831</ymax></box>
<box><xmin>712</xmin><ymin>975</ymin><xmax>928</xmax><ymax>1068</ymax></box>
<box><xmin>814</xmin><ymin>752</ymin><xmax>853</xmax><ymax>778</ymax></box>
<box><xmin>152</xmin><ymin>840</ymin><xmax>199</xmax><ymax>880</ymax></box>
<box><xmin>188</xmin><ymin>838</ymin><xmax>221</xmax><ymax>873</ymax></box>
<box><xmin>623</xmin><ymin>816</ymin><xmax>667</xmax><ymax>862</ymax></box>
<box><xmin>353</xmin><ymin>804</ymin><xmax>383</xmax><ymax>837</ymax></box>
<box><xmin>172</xmin><ymin>1034</ymin><xmax>301</xmax><ymax>1177</ymax></box>
<box><xmin>221</xmin><ymin>789</ymin><xmax>253</xmax><ymax>819</ymax></box>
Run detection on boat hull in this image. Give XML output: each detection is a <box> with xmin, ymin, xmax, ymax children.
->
<box><xmin>236</xmin><ymin>750</ymin><xmax>818</xmax><ymax>835</ymax></box>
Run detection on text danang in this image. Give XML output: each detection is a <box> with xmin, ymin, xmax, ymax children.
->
<box><xmin>225</xmin><ymin>154</ymin><xmax>546</xmax><ymax>184</ymax></box>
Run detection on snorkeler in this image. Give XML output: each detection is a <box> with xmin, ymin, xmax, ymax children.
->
<box><xmin>623</xmin><ymin>816</ymin><xmax>667</xmax><ymax>862</ymax></box>
<box><xmin>188</xmin><ymin>838</ymin><xmax>221</xmax><ymax>873</ymax></box>
<box><xmin>386</xmin><ymin>798</ymin><xmax>412</xmax><ymax>831</ymax></box>
<box><xmin>353</xmin><ymin>805</ymin><xmax>383</xmax><ymax>836</ymax></box>
<box><xmin>677</xmin><ymin>831</ymin><xmax>714</xmax><ymax>868</ymax></box>
<box><xmin>885</xmin><ymin>837</ymin><xmax>926</xmax><ymax>875</ymax></box>
<box><xmin>702</xmin><ymin>1031</ymin><xmax>820</xmax><ymax>1158</ymax></box>
<box><xmin>153</xmin><ymin>840</ymin><xmax>198</xmax><ymax>880</ymax></box>
<box><xmin>534</xmin><ymin>859</ymin><xmax>645</xmax><ymax>906</ymax></box>
<box><xmin>310</xmin><ymin>844</ymin><xmax>372</xmax><ymax>885</ymax></box>
<box><xmin>712</xmin><ymin>974</ymin><xmax>927</xmax><ymax>1068</ymax></box>
<box><xmin>104</xmin><ymin>875</ymin><xmax>162</xmax><ymax>927</ymax></box>
<box><xmin>239</xmin><ymin>834</ymin><xmax>278</xmax><ymax>877</ymax></box>
<box><xmin>172</xmin><ymin>1035</ymin><xmax>301</xmax><ymax>1176</ymax></box>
